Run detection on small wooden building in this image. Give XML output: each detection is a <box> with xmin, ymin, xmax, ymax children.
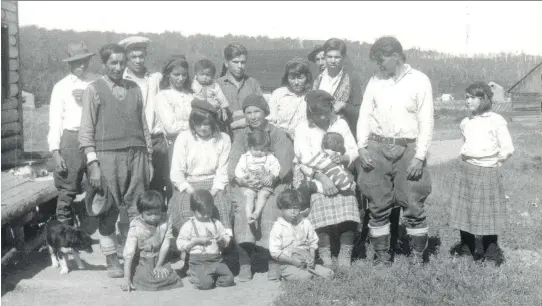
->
<box><xmin>507</xmin><ymin>61</ymin><xmax>542</xmax><ymax>112</ymax></box>
<box><xmin>1</xmin><ymin>0</ymin><xmax>23</xmax><ymax>169</ymax></box>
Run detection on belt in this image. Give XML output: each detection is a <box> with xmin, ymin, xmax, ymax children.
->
<box><xmin>369</xmin><ymin>134</ymin><xmax>416</xmax><ymax>145</ymax></box>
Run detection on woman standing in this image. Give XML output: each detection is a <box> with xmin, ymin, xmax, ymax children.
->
<box><xmin>267</xmin><ymin>58</ymin><xmax>312</xmax><ymax>139</ymax></box>
<box><xmin>293</xmin><ymin>90</ymin><xmax>360</xmax><ymax>268</ymax></box>
<box><xmin>216</xmin><ymin>43</ymin><xmax>263</xmax><ymax>138</ymax></box>
<box><xmin>228</xmin><ymin>94</ymin><xmax>295</xmax><ymax>282</ymax></box>
<box><xmin>313</xmin><ymin>38</ymin><xmax>362</xmax><ymax>137</ymax></box>
<box><xmin>168</xmin><ymin>99</ymin><xmax>232</xmax><ymax>238</ymax></box>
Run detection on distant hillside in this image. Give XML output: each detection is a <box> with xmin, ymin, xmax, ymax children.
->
<box><xmin>19</xmin><ymin>25</ymin><xmax>542</xmax><ymax>104</ymax></box>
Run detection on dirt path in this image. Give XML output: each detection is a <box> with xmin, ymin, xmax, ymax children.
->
<box><xmin>1</xmin><ymin>139</ymin><xmax>463</xmax><ymax>306</ymax></box>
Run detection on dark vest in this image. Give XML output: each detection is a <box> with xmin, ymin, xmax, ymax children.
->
<box><xmin>93</xmin><ymin>78</ymin><xmax>146</xmax><ymax>151</ymax></box>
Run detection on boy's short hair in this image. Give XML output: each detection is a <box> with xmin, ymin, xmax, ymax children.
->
<box><xmin>370</xmin><ymin>36</ymin><xmax>406</xmax><ymax>62</ymax></box>
<box><xmin>99</xmin><ymin>43</ymin><xmax>125</xmax><ymax>64</ymax></box>
<box><xmin>247</xmin><ymin>129</ymin><xmax>271</xmax><ymax>150</ymax></box>
<box><xmin>322</xmin><ymin>132</ymin><xmax>346</xmax><ymax>155</ymax></box>
<box><xmin>190</xmin><ymin>189</ymin><xmax>215</xmax><ymax>214</ymax></box>
<box><xmin>276</xmin><ymin>189</ymin><xmax>303</xmax><ymax>210</ymax></box>
<box><xmin>194</xmin><ymin>59</ymin><xmax>216</xmax><ymax>76</ymax></box>
<box><xmin>136</xmin><ymin>190</ymin><xmax>165</xmax><ymax>213</ymax></box>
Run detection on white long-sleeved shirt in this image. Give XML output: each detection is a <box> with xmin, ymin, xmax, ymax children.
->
<box><xmin>294</xmin><ymin>117</ymin><xmax>359</xmax><ymax>177</ymax></box>
<box><xmin>154</xmin><ymin>89</ymin><xmax>194</xmax><ymax>138</ymax></box>
<box><xmin>234</xmin><ymin>151</ymin><xmax>281</xmax><ymax>180</ymax></box>
<box><xmin>170</xmin><ymin>130</ymin><xmax>231</xmax><ymax>192</ymax></box>
<box><xmin>266</xmin><ymin>86</ymin><xmax>307</xmax><ymax>137</ymax></box>
<box><xmin>460</xmin><ymin>112</ymin><xmax>514</xmax><ymax>167</ymax></box>
<box><xmin>269</xmin><ymin>217</ymin><xmax>319</xmax><ymax>261</ymax></box>
<box><xmin>318</xmin><ymin>68</ymin><xmax>344</xmax><ymax>96</ymax></box>
<box><xmin>123</xmin><ymin>69</ymin><xmax>162</xmax><ymax>134</ymax></box>
<box><xmin>47</xmin><ymin>73</ymin><xmax>97</xmax><ymax>151</ymax></box>
<box><xmin>176</xmin><ymin>217</ymin><xmax>231</xmax><ymax>255</ymax></box>
<box><xmin>356</xmin><ymin>64</ymin><xmax>434</xmax><ymax>160</ymax></box>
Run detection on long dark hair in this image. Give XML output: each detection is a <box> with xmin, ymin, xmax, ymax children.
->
<box><xmin>188</xmin><ymin>108</ymin><xmax>222</xmax><ymax>140</ymax></box>
<box><xmin>466</xmin><ymin>81</ymin><xmax>493</xmax><ymax>115</ymax></box>
<box><xmin>159</xmin><ymin>56</ymin><xmax>192</xmax><ymax>92</ymax></box>
<box><xmin>220</xmin><ymin>43</ymin><xmax>248</xmax><ymax>77</ymax></box>
<box><xmin>281</xmin><ymin>59</ymin><xmax>313</xmax><ymax>93</ymax></box>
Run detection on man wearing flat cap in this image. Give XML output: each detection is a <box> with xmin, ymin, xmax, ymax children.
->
<box><xmin>118</xmin><ymin>36</ymin><xmax>168</xmax><ymax>201</ymax></box>
<box><xmin>48</xmin><ymin>41</ymin><xmax>99</xmax><ymax>226</ymax></box>
<box><xmin>307</xmin><ymin>45</ymin><xmax>327</xmax><ymax>74</ymax></box>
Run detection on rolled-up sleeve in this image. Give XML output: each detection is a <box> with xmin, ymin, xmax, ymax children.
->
<box><xmin>79</xmin><ymin>84</ymin><xmax>100</xmax><ymax>153</ymax></box>
<box><xmin>415</xmin><ymin>75</ymin><xmax>434</xmax><ymax>161</ymax></box>
<box><xmin>212</xmin><ymin>134</ymin><xmax>231</xmax><ymax>191</ymax></box>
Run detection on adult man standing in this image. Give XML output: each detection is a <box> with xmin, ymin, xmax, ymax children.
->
<box><xmin>356</xmin><ymin>36</ymin><xmax>434</xmax><ymax>265</ymax></box>
<box><xmin>118</xmin><ymin>36</ymin><xmax>166</xmax><ymax>200</ymax></box>
<box><xmin>79</xmin><ymin>43</ymin><xmax>153</xmax><ymax>278</ymax></box>
<box><xmin>48</xmin><ymin>41</ymin><xmax>98</xmax><ymax>226</ymax></box>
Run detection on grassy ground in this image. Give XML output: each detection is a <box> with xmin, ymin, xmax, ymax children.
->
<box><xmin>274</xmin><ymin>121</ymin><xmax>542</xmax><ymax>306</ymax></box>
<box><xmin>22</xmin><ymin>105</ymin><xmax>49</xmax><ymax>152</ymax></box>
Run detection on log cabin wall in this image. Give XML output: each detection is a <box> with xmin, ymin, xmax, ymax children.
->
<box><xmin>1</xmin><ymin>1</ymin><xmax>23</xmax><ymax>168</ymax></box>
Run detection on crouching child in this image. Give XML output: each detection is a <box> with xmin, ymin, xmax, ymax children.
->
<box><xmin>176</xmin><ymin>189</ymin><xmax>235</xmax><ymax>290</ymax></box>
<box><xmin>269</xmin><ymin>189</ymin><xmax>334</xmax><ymax>281</ymax></box>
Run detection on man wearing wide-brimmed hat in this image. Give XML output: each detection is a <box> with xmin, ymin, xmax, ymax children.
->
<box><xmin>47</xmin><ymin>41</ymin><xmax>99</xmax><ymax>226</ymax></box>
<box><xmin>118</xmin><ymin>36</ymin><xmax>169</xmax><ymax>204</ymax></box>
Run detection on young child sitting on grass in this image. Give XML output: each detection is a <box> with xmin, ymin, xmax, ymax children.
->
<box><xmin>269</xmin><ymin>189</ymin><xmax>335</xmax><ymax>281</ymax></box>
<box><xmin>235</xmin><ymin>129</ymin><xmax>281</xmax><ymax>225</ymax></box>
<box><xmin>121</xmin><ymin>191</ymin><xmax>183</xmax><ymax>292</ymax></box>
<box><xmin>176</xmin><ymin>189</ymin><xmax>235</xmax><ymax>290</ymax></box>
<box><xmin>448</xmin><ymin>81</ymin><xmax>514</xmax><ymax>267</ymax></box>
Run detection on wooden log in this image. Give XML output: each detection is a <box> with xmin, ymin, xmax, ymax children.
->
<box><xmin>1</xmin><ymin>135</ymin><xmax>22</xmax><ymax>152</ymax></box>
<box><xmin>8</xmin><ymin>23</ymin><xmax>17</xmax><ymax>35</ymax></box>
<box><xmin>1</xmin><ymin>184</ymin><xmax>58</xmax><ymax>226</ymax></box>
<box><xmin>1</xmin><ymin>122</ymin><xmax>21</xmax><ymax>137</ymax></box>
<box><xmin>1</xmin><ymin>232</ymin><xmax>46</xmax><ymax>268</ymax></box>
<box><xmin>1</xmin><ymin>109</ymin><xmax>19</xmax><ymax>123</ymax></box>
<box><xmin>9</xmin><ymin>58</ymin><xmax>18</xmax><ymax>70</ymax></box>
<box><xmin>1</xmin><ymin>1</ymin><xmax>17</xmax><ymax>12</ymax></box>
<box><xmin>4</xmin><ymin>10</ymin><xmax>16</xmax><ymax>23</ymax></box>
<box><xmin>9</xmin><ymin>45</ymin><xmax>18</xmax><ymax>58</ymax></box>
<box><xmin>9</xmin><ymin>83</ymin><xmax>18</xmax><ymax>97</ymax></box>
<box><xmin>1</xmin><ymin>148</ymin><xmax>22</xmax><ymax>167</ymax></box>
<box><xmin>2</xmin><ymin>98</ymin><xmax>18</xmax><ymax>110</ymax></box>
<box><xmin>9</xmin><ymin>71</ymin><xmax>18</xmax><ymax>83</ymax></box>
<box><xmin>8</xmin><ymin>34</ymin><xmax>16</xmax><ymax>46</ymax></box>
<box><xmin>1</xmin><ymin>9</ymin><xmax>5</xmax><ymax>20</ymax></box>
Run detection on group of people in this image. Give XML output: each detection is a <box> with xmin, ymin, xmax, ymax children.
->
<box><xmin>48</xmin><ymin>34</ymin><xmax>514</xmax><ymax>291</ymax></box>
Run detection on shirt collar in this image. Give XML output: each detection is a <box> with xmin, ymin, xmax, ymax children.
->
<box><xmin>123</xmin><ymin>68</ymin><xmax>150</xmax><ymax>81</ymax></box>
<box><xmin>224</xmin><ymin>70</ymin><xmax>247</xmax><ymax>86</ymax></box>
<box><xmin>103</xmin><ymin>74</ymin><xmax>128</xmax><ymax>88</ymax></box>
<box><xmin>323</xmin><ymin>68</ymin><xmax>344</xmax><ymax>81</ymax></box>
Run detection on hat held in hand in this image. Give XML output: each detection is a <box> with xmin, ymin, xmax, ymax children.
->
<box><xmin>85</xmin><ymin>176</ymin><xmax>112</xmax><ymax>217</ymax></box>
<box><xmin>62</xmin><ymin>41</ymin><xmax>95</xmax><ymax>62</ymax></box>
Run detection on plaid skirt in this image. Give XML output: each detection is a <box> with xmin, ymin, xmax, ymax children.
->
<box><xmin>229</xmin><ymin>183</ymin><xmax>285</xmax><ymax>248</ymax></box>
<box><xmin>308</xmin><ymin>191</ymin><xmax>361</xmax><ymax>229</ymax></box>
<box><xmin>449</xmin><ymin>160</ymin><xmax>507</xmax><ymax>235</ymax></box>
<box><xmin>167</xmin><ymin>179</ymin><xmax>232</xmax><ymax>236</ymax></box>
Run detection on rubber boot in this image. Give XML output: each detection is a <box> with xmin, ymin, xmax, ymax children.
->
<box><xmin>409</xmin><ymin>234</ymin><xmax>428</xmax><ymax>265</ymax></box>
<box><xmin>338</xmin><ymin>244</ymin><xmax>354</xmax><ymax>268</ymax></box>
<box><xmin>371</xmin><ymin>235</ymin><xmax>391</xmax><ymax>266</ymax></box>
<box><xmin>450</xmin><ymin>231</ymin><xmax>475</xmax><ymax>257</ymax></box>
<box><xmin>106</xmin><ymin>254</ymin><xmax>124</xmax><ymax>278</ymax></box>
<box><xmin>483</xmin><ymin>235</ymin><xmax>505</xmax><ymax>267</ymax></box>
<box><xmin>318</xmin><ymin>246</ymin><xmax>333</xmax><ymax>267</ymax></box>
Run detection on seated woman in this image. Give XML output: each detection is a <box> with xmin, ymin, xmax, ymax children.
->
<box><xmin>293</xmin><ymin>90</ymin><xmax>361</xmax><ymax>269</ymax></box>
<box><xmin>267</xmin><ymin>58</ymin><xmax>312</xmax><ymax>139</ymax></box>
<box><xmin>168</xmin><ymin>98</ymin><xmax>232</xmax><ymax>239</ymax></box>
<box><xmin>228</xmin><ymin>94</ymin><xmax>295</xmax><ymax>282</ymax></box>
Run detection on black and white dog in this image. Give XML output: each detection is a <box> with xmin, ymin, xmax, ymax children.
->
<box><xmin>45</xmin><ymin>220</ymin><xmax>94</xmax><ymax>274</ymax></box>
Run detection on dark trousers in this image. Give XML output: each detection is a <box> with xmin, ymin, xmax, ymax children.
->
<box><xmin>53</xmin><ymin>130</ymin><xmax>86</xmax><ymax>225</ymax></box>
<box><xmin>149</xmin><ymin>134</ymin><xmax>172</xmax><ymax>201</ymax></box>
<box><xmin>189</xmin><ymin>254</ymin><xmax>235</xmax><ymax>290</ymax></box>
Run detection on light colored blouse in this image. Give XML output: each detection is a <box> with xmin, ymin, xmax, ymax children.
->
<box><xmin>123</xmin><ymin>215</ymin><xmax>173</xmax><ymax>260</ymax></box>
<box><xmin>460</xmin><ymin>112</ymin><xmax>514</xmax><ymax>167</ymax></box>
<box><xmin>176</xmin><ymin>217</ymin><xmax>231</xmax><ymax>255</ymax></box>
<box><xmin>269</xmin><ymin>217</ymin><xmax>318</xmax><ymax>261</ymax></box>
<box><xmin>154</xmin><ymin>89</ymin><xmax>194</xmax><ymax>137</ymax></box>
<box><xmin>267</xmin><ymin>86</ymin><xmax>307</xmax><ymax>137</ymax></box>
<box><xmin>294</xmin><ymin>117</ymin><xmax>359</xmax><ymax>176</ymax></box>
<box><xmin>170</xmin><ymin>130</ymin><xmax>231</xmax><ymax>192</ymax></box>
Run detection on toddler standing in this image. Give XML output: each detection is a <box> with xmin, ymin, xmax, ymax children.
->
<box><xmin>449</xmin><ymin>81</ymin><xmax>514</xmax><ymax>267</ymax></box>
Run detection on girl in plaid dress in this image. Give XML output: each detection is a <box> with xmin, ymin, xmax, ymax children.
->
<box><xmin>449</xmin><ymin>82</ymin><xmax>514</xmax><ymax>266</ymax></box>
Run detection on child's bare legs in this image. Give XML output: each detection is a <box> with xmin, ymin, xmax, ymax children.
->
<box><xmin>243</xmin><ymin>188</ymin><xmax>257</xmax><ymax>224</ymax></box>
<box><xmin>250</xmin><ymin>189</ymin><xmax>272</xmax><ymax>224</ymax></box>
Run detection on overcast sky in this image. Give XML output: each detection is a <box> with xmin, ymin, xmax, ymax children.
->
<box><xmin>18</xmin><ymin>1</ymin><xmax>542</xmax><ymax>56</ymax></box>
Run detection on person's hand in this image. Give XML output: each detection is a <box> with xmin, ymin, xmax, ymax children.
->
<box><xmin>261</xmin><ymin>174</ymin><xmax>274</xmax><ymax>187</ymax></box>
<box><xmin>358</xmin><ymin>147</ymin><xmax>375</xmax><ymax>171</ymax></box>
<box><xmin>52</xmin><ymin>151</ymin><xmax>67</xmax><ymax>174</ymax></box>
<box><xmin>147</xmin><ymin>162</ymin><xmax>154</xmax><ymax>183</ymax></box>
<box><xmin>210</xmin><ymin>188</ymin><xmax>219</xmax><ymax>197</ymax></box>
<box><xmin>293</xmin><ymin>258</ymin><xmax>307</xmax><ymax>269</ymax></box>
<box><xmin>315</xmin><ymin>173</ymin><xmax>339</xmax><ymax>196</ymax></box>
<box><xmin>153</xmin><ymin>266</ymin><xmax>169</xmax><ymax>279</ymax></box>
<box><xmin>221</xmin><ymin>108</ymin><xmax>230</xmax><ymax>122</ymax></box>
<box><xmin>72</xmin><ymin>89</ymin><xmax>84</xmax><ymax>104</ymax></box>
<box><xmin>185</xmin><ymin>185</ymin><xmax>195</xmax><ymax>195</ymax></box>
<box><xmin>306</xmin><ymin>256</ymin><xmax>315</xmax><ymax>270</ymax></box>
<box><xmin>406</xmin><ymin>158</ymin><xmax>424</xmax><ymax>181</ymax></box>
<box><xmin>329</xmin><ymin>152</ymin><xmax>342</xmax><ymax>165</ymax></box>
<box><xmin>245</xmin><ymin>175</ymin><xmax>261</xmax><ymax>189</ymax></box>
<box><xmin>121</xmin><ymin>281</ymin><xmax>135</xmax><ymax>292</ymax></box>
<box><xmin>88</xmin><ymin>162</ymin><xmax>101</xmax><ymax>190</ymax></box>
<box><xmin>333</xmin><ymin>101</ymin><xmax>347</xmax><ymax>113</ymax></box>
<box><xmin>217</xmin><ymin>236</ymin><xmax>229</xmax><ymax>248</ymax></box>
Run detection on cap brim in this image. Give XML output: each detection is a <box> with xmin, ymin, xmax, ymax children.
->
<box><xmin>62</xmin><ymin>53</ymin><xmax>95</xmax><ymax>62</ymax></box>
<box><xmin>307</xmin><ymin>48</ymin><xmax>324</xmax><ymax>63</ymax></box>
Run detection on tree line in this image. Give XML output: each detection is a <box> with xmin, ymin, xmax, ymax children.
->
<box><xmin>19</xmin><ymin>25</ymin><xmax>542</xmax><ymax>104</ymax></box>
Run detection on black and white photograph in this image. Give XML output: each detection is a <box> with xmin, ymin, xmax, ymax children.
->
<box><xmin>1</xmin><ymin>1</ymin><xmax>541</xmax><ymax>305</ymax></box>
